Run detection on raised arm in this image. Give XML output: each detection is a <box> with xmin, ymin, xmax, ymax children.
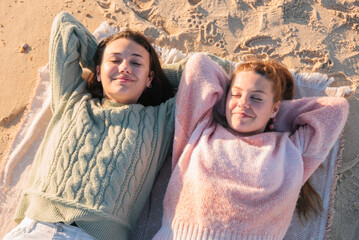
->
<box><xmin>276</xmin><ymin>97</ymin><xmax>349</xmax><ymax>182</ymax></box>
<box><xmin>162</xmin><ymin>58</ymin><xmax>188</xmax><ymax>91</ymax></box>
<box><xmin>49</xmin><ymin>12</ymin><xmax>98</xmax><ymax>111</ymax></box>
<box><xmin>162</xmin><ymin>53</ymin><xmax>231</xmax><ymax>92</ymax></box>
<box><xmin>172</xmin><ymin>53</ymin><xmax>230</xmax><ymax>168</ymax></box>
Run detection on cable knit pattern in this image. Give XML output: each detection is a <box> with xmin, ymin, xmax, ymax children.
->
<box><xmin>153</xmin><ymin>53</ymin><xmax>349</xmax><ymax>240</ymax></box>
<box><xmin>13</xmin><ymin>12</ymin><xmax>186</xmax><ymax>240</ymax></box>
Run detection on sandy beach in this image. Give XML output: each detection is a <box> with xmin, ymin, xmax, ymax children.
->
<box><xmin>0</xmin><ymin>0</ymin><xmax>358</xmax><ymax>239</ymax></box>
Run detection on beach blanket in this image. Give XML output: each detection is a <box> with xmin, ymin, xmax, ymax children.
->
<box><xmin>0</xmin><ymin>22</ymin><xmax>355</xmax><ymax>240</ymax></box>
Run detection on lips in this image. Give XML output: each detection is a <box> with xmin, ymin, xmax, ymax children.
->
<box><xmin>113</xmin><ymin>74</ymin><xmax>134</xmax><ymax>82</ymax></box>
<box><xmin>233</xmin><ymin>111</ymin><xmax>253</xmax><ymax>118</ymax></box>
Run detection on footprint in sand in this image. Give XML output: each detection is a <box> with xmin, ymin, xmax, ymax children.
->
<box><xmin>96</xmin><ymin>0</ymin><xmax>111</xmax><ymax>10</ymax></box>
<box><xmin>204</xmin><ymin>21</ymin><xmax>226</xmax><ymax>49</ymax></box>
<box><xmin>0</xmin><ymin>106</ymin><xmax>27</xmax><ymax>129</ymax></box>
<box><xmin>112</xmin><ymin>0</ymin><xmax>174</xmax><ymax>35</ymax></box>
<box><xmin>187</xmin><ymin>11</ymin><xmax>206</xmax><ymax>31</ymax></box>
<box><xmin>234</xmin><ymin>35</ymin><xmax>280</xmax><ymax>60</ymax></box>
<box><xmin>186</xmin><ymin>8</ymin><xmax>226</xmax><ymax>49</ymax></box>
<box><xmin>343</xmin><ymin>13</ymin><xmax>359</xmax><ymax>33</ymax></box>
<box><xmin>296</xmin><ymin>49</ymin><xmax>333</xmax><ymax>70</ymax></box>
<box><xmin>342</xmin><ymin>53</ymin><xmax>359</xmax><ymax>78</ymax></box>
<box><xmin>282</xmin><ymin>0</ymin><xmax>313</xmax><ymax>25</ymax></box>
<box><xmin>96</xmin><ymin>0</ymin><xmax>117</xmax><ymax>21</ymax></box>
<box><xmin>318</xmin><ymin>0</ymin><xmax>351</xmax><ymax>13</ymax></box>
<box><xmin>327</xmin><ymin>72</ymin><xmax>352</xmax><ymax>87</ymax></box>
<box><xmin>188</xmin><ymin>0</ymin><xmax>202</xmax><ymax>6</ymax></box>
<box><xmin>131</xmin><ymin>0</ymin><xmax>155</xmax><ymax>9</ymax></box>
<box><xmin>241</xmin><ymin>0</ymin><xmax>265</xmax><ymax>8</ymax></box>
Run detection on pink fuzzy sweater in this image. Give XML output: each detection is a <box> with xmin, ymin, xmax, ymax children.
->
<box><xmin>153</xmin><ymin>53</ymin><xmax>349</xmax><ymax>240</ymax></box>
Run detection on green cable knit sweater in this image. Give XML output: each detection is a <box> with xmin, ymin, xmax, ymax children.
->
<box><xmin>13</xmin><ymin>12</ymin><xmax>230</xmax><ymax>240</ymax></box>
<box><xmin>13</xmin><ymin>12</ymin><xmax>187</xmax><ymax>240</ymax></box>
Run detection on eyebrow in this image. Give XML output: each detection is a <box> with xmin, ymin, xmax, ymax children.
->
<box><xmin>232</xmin><ymin>86</ymin><xmax>268</xmax><ymax>95</ymax></box>
<box><xmin>109</xmin><ymin>53</ymin><xmax>144</xmax><ymax>58</ymax></box>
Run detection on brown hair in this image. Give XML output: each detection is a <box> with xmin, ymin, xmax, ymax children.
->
<box><xmin>230</xmin><ymin>60</ymin><xmax>322</xmax><ymax>220</ymax></box>
<box><xmin>86</xmin><ymin>29</ymin><xmax>174</xmax><ymax>106</ymax></box>
<box><xmin>230</xmin><ymin>60</ymin><xmax>294</xmax><ymax>103</ymax></box>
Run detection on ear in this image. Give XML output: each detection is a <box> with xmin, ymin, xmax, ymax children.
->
<box><xmin>96</xmin><ymin>65</ymin><xmax>101</xmax><ymax>82</ymax></box>
<box><xmin>271</xmin><ymin>101</ymin><xmax>280</xmax><ymax>118</ymax></box>
<box><xmin>146</xmin><ymin>71</ymin><xmax>154</xmax><ymax>87</ymax></box>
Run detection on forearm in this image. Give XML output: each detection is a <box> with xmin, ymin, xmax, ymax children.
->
<box><xmin>173</xmin><ymin>53</ymin><xmax>229</xmax><ymax>167</ymax></box>
<box><xmin>162</xmin><ymin>57</ymin><xmax>188</xmax><ymax>91</ymax></box>
<box><xmin>282</xmin><ymin>97</ymin><xmax>348</xmax><ymax>162</ymax></box>
<box><xmin>162</xmin><ymin>52</ymin><xmax>232</xmax><ymax>92</ymax></box>
<box><xmin>204</xmin><ymin>53</ymin><xmax>232</xmax><ymax>75</ymax></box>
<box><xmin>49</xmin><ymin>12</ymin><xmax>98</xmax><ymax>110</ymax></box>
<box><xmin>275</xmin><ymin>97</ymin><xmax>348</xmax><ymax>133</ymax></box>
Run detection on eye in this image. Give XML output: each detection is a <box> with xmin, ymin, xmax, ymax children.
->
<box><xmin>251</xmin><ymin>96</ymin><xmax>263</xmax><ymax>102</ymax></box>
<box><xmin>110</xmin><ymin>59</ymin><xmax>122</xmax><ymax>64</ymax></box>
<box><xmin>231</xmin><ymin>92</ymin><xmax>241</xmax><ymax>98</ymax></box>
<box><xmin>131</xmin><ymin>61</ymin><xmax>141</xmax><ymax>66</ymax></box>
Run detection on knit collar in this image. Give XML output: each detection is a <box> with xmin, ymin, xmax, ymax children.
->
<box><xmin>101</xmin><ymin>98</ymin><xmax>127</xmax><ymax>108</ymax></box>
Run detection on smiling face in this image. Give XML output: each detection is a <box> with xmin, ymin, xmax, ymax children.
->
<box><xmin>225</xmin><ymin>71</ymin><xmax>280</xmax><ymax>136</ymax></box>
<box><xmin>96</xmin><ymin>38</ymin><xmax>153</xmax><ymax>104</ymax></box>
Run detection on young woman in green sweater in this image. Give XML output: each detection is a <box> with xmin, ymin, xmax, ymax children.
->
<box><xmin>3</xmin><ymin>11</ymin><xmax>188</xmax><ymax>240</ymax></box>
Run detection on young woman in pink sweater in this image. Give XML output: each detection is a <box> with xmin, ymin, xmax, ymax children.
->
<box><xmin>153</xmin><ymin>53</ymin><xmax>349</xmax><ymax>240</ymax></box>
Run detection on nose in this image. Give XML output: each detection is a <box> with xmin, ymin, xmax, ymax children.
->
<box><xmin>238</xmin><ymin>95</ymin><xmax>250</xmax><ymax>108</ymax></box>
<box><xmin>119</xmin><ymin>59</ymin><xmax>131</xmax><ymax>73</ymax></box>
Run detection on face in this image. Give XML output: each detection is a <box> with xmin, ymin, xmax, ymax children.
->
<box><xmin>225</xmin><ymin>71</ymin><xmax>280</xmax><ymax>136</ymax></box>
<box><xmin>96</xmin><ymin>38</ymin><xmax>153</xmax><ymax>104</ymax></box>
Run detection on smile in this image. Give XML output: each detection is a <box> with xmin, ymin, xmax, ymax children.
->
<box><xmin>113</xmin><ymin>75</ymin><xmax>134</xmax><ymax>83</ymax></box>
<box><xmin>233</xmin><ymin>112</ymin><xmax>253</xmax><ymax>118</ymax></box>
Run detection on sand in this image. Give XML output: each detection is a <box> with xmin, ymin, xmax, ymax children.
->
<box><xmin>0</xmin><ymin>0</ymin><xmax>358</xmax><ymax>239</ymax></box>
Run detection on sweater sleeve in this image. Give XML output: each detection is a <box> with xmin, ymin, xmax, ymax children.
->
<box><xmin>276</xmin><ymin>97</ymin><xmax>349</xmax><ymax>183</ymax></box>
<box><xmin>162</xmin><ymin>58</ymin><xmax>188</xmax><ymax>91</ymax></box>
<box><xmin>172</xmin><ymin>53</ymin><xmax>230</xmax><ymax>168</ymax></box>
<box><xmin>49</xmin><ymin>12</ymin><xmax>98</xmax><ymax>112</ymax></box>
<box><xmin>162</xmin><ymin>53</ymin><xmax>232</xmax><ymax>92</ymax></box>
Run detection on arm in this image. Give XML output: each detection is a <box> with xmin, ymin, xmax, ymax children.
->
<box><xmin>172</xmin><ymin>53</ymin><xmax>230</xmax><ymax>168</ymax></box>
<box><xmin>162</xmin><ymin>53</ymin><xmax>231</xmax><ymax>92</ymax></box>
<box><xmin>162</xmin><ymin>58</ymin><xmax>188</xmax><ymax>91</ymax></box>
<box><xmin>276</xmin><ymin>97</ymin><xmax>349</xmax><ymax>182</ymax></box>
<box><xmin>49</xmin><ymin>12</ymin><xmax>98</xmax><ymax>111</ymax></box>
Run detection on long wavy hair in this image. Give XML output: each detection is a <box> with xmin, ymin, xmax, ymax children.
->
<box><xmin>86</xmin><ymin>29</ymin><xmax>174</xmax><ymax>106</ymax></box>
